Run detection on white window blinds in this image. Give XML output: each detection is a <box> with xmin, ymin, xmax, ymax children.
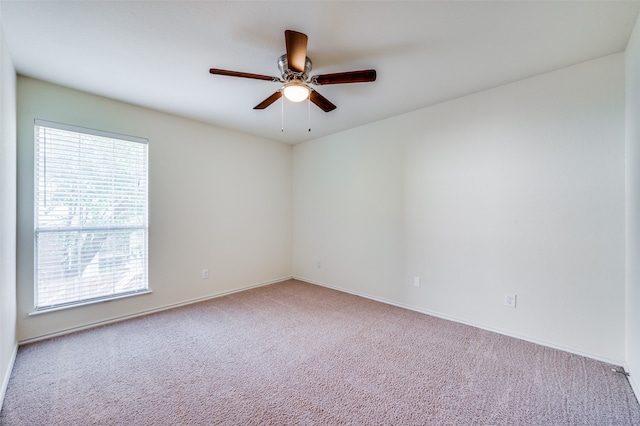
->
<box><xmin>34</xmin><ymin>119</ymin><xmax>148</xmax><ymax>311</ymax></box>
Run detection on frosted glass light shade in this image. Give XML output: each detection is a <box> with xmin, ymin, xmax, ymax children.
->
<box><xmin>283</xmin><ymin>84</ymin><xmax>310</xmax><ymax>102</ymax></box>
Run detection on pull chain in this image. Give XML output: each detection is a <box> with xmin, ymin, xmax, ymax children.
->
<box><xmin>308</xmin><ymin>95</ymin><xmax>311</xmax><ymax>132</ymax></box>
<box><xmin>279</xmin><ymin>93</ymin><xmax>312</xmax><ymax>132</ymax></box>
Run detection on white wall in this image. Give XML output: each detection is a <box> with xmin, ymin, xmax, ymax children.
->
<box><xmin>293</xmin><ymin>54</ymin><xmax>626</xmax><ymax>363</ymax></box>
<box><xmin>625</xmin><ymin>14</ymin><xmax>640</xmax><ymax>397</ymax></box>
<box><xmin>16</xmin><ymin>77</ymin><xmax>292</xmax><ymax>341</ymax></box>
<box><xmin>0</xmin><ymin>16</ymin><xmax>18</xmax><ymax>408</ymax></box>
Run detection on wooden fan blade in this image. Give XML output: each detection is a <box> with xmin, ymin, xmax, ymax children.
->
<box><xmin>254</xmin><ymin>91</ymin><xmax>283</xmax><ymax>110</ymax></box>
<box><xmin>309</xmin><ymin>90</ymin><xmax>336</xmax><ymax>112</ymax></box>
<box><xmin>210</xmin><ymin>68</ymin><xmax>278</xmax><ymax>82</ymax></box>
<box><xmin>313</xmin><ymin>69</ymin><xmax>377</xmax><ymax>85</ymax></box>
<box><xmin>285</xmin><ymin>30</ymin><xmax>308</xmax><ymax>73</ymax></box>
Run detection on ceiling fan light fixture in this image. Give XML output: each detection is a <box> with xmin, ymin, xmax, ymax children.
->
<box><xmin>283</xmin><ymin>83</ymin><xmax>310</xmax><ymax>102</ymax></box>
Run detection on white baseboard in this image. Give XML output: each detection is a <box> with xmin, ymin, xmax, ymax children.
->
<box><xmin>19</xmin><ymin>276</ymin><xmax>293</xmax><ymax>345</ymax></box>
<box><xmin>294</xmin><ymin>275</ymin><xmax>624</xmax><ymax>367</ymax></box>
<box><xmin>625</xmin><ymin>362</ymin><xmax>640</xmax><ymax>403</ymax></box>
<box><xmin>0</xmin><ymin>343</ymin><xmax>18</xmax><ymax>414</ymax></box>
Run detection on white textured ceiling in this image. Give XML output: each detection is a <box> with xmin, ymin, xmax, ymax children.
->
<box><xmin>1</xmin><ymin>1</ymin><xmax>639</xmax><ymax>144</ymax></box>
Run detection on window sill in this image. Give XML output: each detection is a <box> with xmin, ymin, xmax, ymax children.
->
<box><xmin>28</xmin><ymin>289</ymin><xmax>153</xmax><ymax>316</ymax></box>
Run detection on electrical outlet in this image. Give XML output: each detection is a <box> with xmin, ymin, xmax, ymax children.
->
<box><xmin>413</xmin><ymin>276</ymin><xmax>421</xmax><ymax>288</ymax></box>
<box><xmin>202</xmin><ymin>269</ymin><xmax>209</xmax><ymax>279</ymax></box>
<box><xmin>504</xmin><ymin>293</ymin><xmax>516</xmax><ymax>308</ymax></box>
<box><xmin>316</xmin><ymin>260</ymin><xmax>322</xmax><ymax>269</ymax></box>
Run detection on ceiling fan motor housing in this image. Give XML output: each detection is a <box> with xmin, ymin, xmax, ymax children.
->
<box><xmin>278</xmin><ymin>54</ymin><xmax>312</xmax><ymax>81</ymax></box>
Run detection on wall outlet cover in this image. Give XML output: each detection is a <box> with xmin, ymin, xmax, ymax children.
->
<box><xmin>504</xmin><ymin>293</ymin><xmax>517</xmax><ymax>308</ymax></box>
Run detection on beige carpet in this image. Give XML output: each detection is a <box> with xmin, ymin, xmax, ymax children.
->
<box><xmin>1</xmin><ymin>279</ymin><xmax>639</xmax><ymax>425</ymax></box>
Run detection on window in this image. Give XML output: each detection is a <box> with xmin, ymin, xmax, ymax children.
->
<box><xmin>34</xmin><ymin>119</ymin><xmax>148</xmax><ymax>311</ymax></box>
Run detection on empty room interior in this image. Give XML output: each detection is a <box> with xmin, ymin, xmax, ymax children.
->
<box><xmin>2</xmin><ymin>1</ymin><xmax>640</xmax><ymax>424</ymax></box>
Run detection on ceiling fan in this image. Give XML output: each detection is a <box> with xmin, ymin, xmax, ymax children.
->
<box><xmin>209</xmin><ymin>30</ymin><xmax>376</xmax><ymax>112</ymax></box>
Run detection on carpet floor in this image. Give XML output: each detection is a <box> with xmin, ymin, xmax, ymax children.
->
<box><xmin>1</xmin><ymin>279</ymin><xmax>639</xmax><ymax>425</ymax></box>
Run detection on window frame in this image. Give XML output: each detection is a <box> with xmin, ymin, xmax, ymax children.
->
<box><xmin>32</xmin><ymin>119</ymin><xmax>150</xmax><ymax>313</ymax></box>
